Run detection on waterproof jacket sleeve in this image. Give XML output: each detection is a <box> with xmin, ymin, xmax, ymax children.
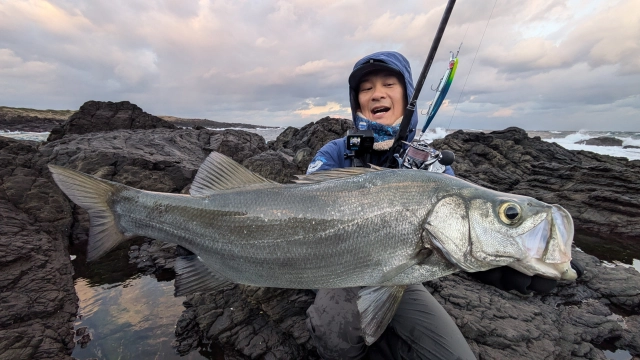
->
<box><xmin>306</xmin><ymin>139</ymin><xmax>348</xmax><ymax>174</ymax></box>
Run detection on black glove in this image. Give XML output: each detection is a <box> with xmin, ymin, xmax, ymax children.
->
<box><xmin>469</xmin><ymin>260</ymin><xmax>584</xmax><ymax>295</ymax></box>
<box><xmin>468</xmin><ymin>266</ymin><xmax>557</xmax><ymax>295</ymax></box>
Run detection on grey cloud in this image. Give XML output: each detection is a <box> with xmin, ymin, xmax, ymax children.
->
<box><xmin>0</xmin><ymin>0</ymin><xmax>638</xmax><ymax>131</ymax></box>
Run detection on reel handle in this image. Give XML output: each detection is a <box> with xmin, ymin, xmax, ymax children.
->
<box><xmin>438</xmin><ymin>150</ymin><xmax>455</xmax><ymax>166</ymax></box>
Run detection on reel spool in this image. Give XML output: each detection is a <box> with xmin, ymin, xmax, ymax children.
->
<box><xmin>401</xmin><ymin>141</ymin><xmax>455</xmax><ymax>173</ymax></box>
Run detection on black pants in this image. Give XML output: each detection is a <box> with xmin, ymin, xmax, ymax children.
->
<box><xmin>306</xmin><ymin>285</ymin><xmax>476</xmax><ymax>360</ymax></box>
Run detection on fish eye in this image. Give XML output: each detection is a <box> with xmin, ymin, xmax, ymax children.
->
<box><xmin>499</xmin><ymin>202</ymin><xmax>522</xmax><ymax>225</ymax></box>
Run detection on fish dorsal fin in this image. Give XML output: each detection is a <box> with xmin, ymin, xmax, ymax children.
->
<box><xmin>293</xmin><ymin>167</ymin><xmax>384</xmax><ymax>184</ymax></box>
<box><xmin>190</xmin><ymin>152</ymin><xmax>280</xmax><ymax>196</ymax></box>
<box><xmin>174</xmin><ymin>255</ymin><xmax>234</xmax><ymax>296</ymax></box>
<box><xmin>357</xmin><ymin>285</ymin><xmax>407</xmax><ymax>345</ymax></box>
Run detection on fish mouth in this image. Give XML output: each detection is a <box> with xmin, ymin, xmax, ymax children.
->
<box><xmin>508</xmin><ymin>204</ymin><xmax>577</xmax><ymax>280</ymax></box>
<box><xmin>422</xmin><ymin>196</ymin><xmax>577</xmax><ymax>281</ymax></box>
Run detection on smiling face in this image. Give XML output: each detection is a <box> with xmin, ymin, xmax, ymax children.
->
<box><xmin>357</xmin><ymin>71</ymin><xmax>406</xmax><ymax>126</ymax></box>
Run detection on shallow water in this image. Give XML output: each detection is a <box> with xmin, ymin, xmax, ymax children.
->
<box><xmin>72</xmin><ymin>276</ymin><xmax>210</xmax><ymax>360</ymax></box>
<box><xmin>604</xmin><ymin>349</ymin><xmax>633</xmax><ymax>360</ymax></box>
<box><xmin>69</xmin><ymin>241</ymin><xmax>216</xmax><ymax>360</ymax></box>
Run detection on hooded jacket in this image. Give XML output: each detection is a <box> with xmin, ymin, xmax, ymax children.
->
<box><xmin>306</xmin><ymin>51</ymin><xmax>453</xmax><ymax>175</ymax></box>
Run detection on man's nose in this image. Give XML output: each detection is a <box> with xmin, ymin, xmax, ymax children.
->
<box><xmin>371</xmin><ymin>85</ymin><xmax>386</xmax><ymax>100</ymax></box>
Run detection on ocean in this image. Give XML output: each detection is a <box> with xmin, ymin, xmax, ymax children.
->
<box><xmin>419</xmin><ymin>128</ymin><xmax>640</xmax><ymax>161</ymax></box>
<box><xmin>3</xmin><ymin>128</ymin><xmax>640</xmax><ymax>160</ymax></box>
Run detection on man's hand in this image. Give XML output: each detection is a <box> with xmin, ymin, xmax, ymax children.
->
<box><xmin>468</xmin><ymin>261</ymin><xmax>584</xmax><ymax>295</ymax></box>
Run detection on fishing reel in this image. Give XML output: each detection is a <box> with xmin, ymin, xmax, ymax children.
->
<box><xmin>398</xmin><ymin>140</ymin><xmax>455</xmax><ymax>173</ymax></box>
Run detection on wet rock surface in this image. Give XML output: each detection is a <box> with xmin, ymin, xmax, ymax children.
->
<box><xmin>575</xmin><ymin>136</ymin><xmax>624</xmax><ymax>147</ymax></box>
<box><xmin>2</xmin><ymin>103</ymin><xmax>640</xmax><ymax>359</ymax></box>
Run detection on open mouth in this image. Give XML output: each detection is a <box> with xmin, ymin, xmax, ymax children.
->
<box><xmin>371</xmin><ymin>106</ymin><xmax>390</xmax><ymax>115</ymax></box>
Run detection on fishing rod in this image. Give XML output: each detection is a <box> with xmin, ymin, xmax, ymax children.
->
<box><xmin>384</xmin><ymin>0</ymin><xmax>456</xmax><ymax>168</ymax></box>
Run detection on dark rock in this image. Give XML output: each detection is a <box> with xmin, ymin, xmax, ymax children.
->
<box><xmin>617</xmin><ymin>315</ymin><xmax>640</xmax><ymax>355</ymax></box>
<box><xmin>268</xmin><ymin>117</ymin><xmax>353</xmax><ymax>172</ymax></box>
<box><xmin>0</xmin><ymin>114</ymin><xmax>65</xmax><ymax>133</ymax></box>
<box><xmin>434</xmin><ymin>128</ymin><xmax>640</xmax><ymax>250</ymax></box>
<box><xmin>47</xmin><ymin>101</ymin><xmax>176</xmax><ymax>141</ymax></box>
<box><xmin>173</xmin><ymin>307</ymin><xmax>200</xmax><ymax>355</ymax></box>
<box><xmin>76</xmin><ymin>333</ymin><xmax>91</xmax><ymax>348</ymax></box>
<box><xmin>427</xmin><ymin>250</ymin><xmax>639</xmax><ymax>359</ymax></box>
<box><xmin>4</xmin><ymin>117</ymin><xmax>640</xmax><ymax>360</ymax></box>
<box><xmin>75</xmin><ymin>327</ymin><xmax>87</xmax><ymax>337</ymax></box>
<box><xmin>170</xmin><ymin>249</ymin><xmax>640</xmax><ymax>360</ymax></box>
<box><xmin>159</xmin><ymin>115</ymin><xmax>279</xmax><ymax>130</ymax></box>
<box><xmin>0</xmin><ymin>106</ymin><xmax>72</xmax><ymax>133</ymax></box>
<box><xmin>575</xmin><ymin>136</ymin><xmax>623</xmax><ymax>147</ymax></box>
<box><xmin>624</xmin><ymin>145</ymin><xmax>640</xmax><ymax>149</ymax></box>
<box><xmin>1</xmin><ymin>124</ymin><xmax>252</xmax><ymax>358</ymax></box>
<box><xmin>207</xmin><ymin>129</ymin><xmax>269</xmax><ymax>164</ymax></box>
<box><xmin>174</xmin><ymin>286</ymin><xmax>319</xmax><ymax>359</ymax></box>
<box><xmin>128</xmin><ymin>238</ymin><xmax>177</xmax><ymax>273</ymax></box>
<box><xmin>0</xmin><ymin>136</ymin><xmax>78</xmax><ymax>360</ymax></box>
<box><xmin>242</xmin><ymin>150</ymin><xmax>300</xmax><ymax>184</ymax></box>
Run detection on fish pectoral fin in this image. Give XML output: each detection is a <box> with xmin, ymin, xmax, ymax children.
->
<box><xmin>190</xmin><ymin>152</ymin><xmax>280</xmax><ymax>196</ymax></box>
<box><xmin>357</xmin><ymin>285</ymin><xmax>407</xmax><ymax>345</ymax></box>
<box><xmin>293</xmin><ymin>167</ymin><xmax>383</xmax><ymax>184</ymax></box>
<box><xmin>174</xmin><ymin>255</ymin><xmax>234</xmax><ymax>296</ymax></box>
<box><xmin>378</xmin><ymin>249</ymin><xmax>434</xmax><ymax>284</ymax></box>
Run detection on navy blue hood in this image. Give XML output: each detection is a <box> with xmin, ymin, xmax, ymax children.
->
<box><xmin>348</xmin><ymin>51</ymin><xmax>419</xmax><ymax>143</ymax></box>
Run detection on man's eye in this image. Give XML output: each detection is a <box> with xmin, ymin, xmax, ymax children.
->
<box><xmin>360</xmin><ymin>87</ymin><xmax>372</xmax><ymax>92</ymax></box>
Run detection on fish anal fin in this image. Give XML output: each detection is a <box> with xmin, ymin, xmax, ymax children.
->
<box><xmin>190</xmin><ymin>152</ymin><xmax>280</xmax><ymax>196</ymax></box>
<box><xmin>357</xmin><ymin>285</ymin><xmax>407</xmax><ymax>345</ymax></box>
<box><xmin>293</xmin><ymin>167</ymin><xmax>384</xmax><ymax>184</ymax></box>
<box><xmin>174</xmin><ymin>255</ymin><xmax>234</xmax><ymax>296</ymax></box>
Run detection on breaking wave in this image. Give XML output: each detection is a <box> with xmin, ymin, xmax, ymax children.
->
<box><xmin>542</xmin><ymin>130</ymin><xmax>640</xmax><ymax>161</ymax></box>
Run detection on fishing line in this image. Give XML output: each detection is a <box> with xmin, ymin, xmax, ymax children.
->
<box><xmin>446</xmin><ymin>0</ymin><xmax>498</xmax><ymax>131</ymax></box>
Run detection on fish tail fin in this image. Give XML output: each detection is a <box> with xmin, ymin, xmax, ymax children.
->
<box><xmin>48</xmin><ymin>164</ymin><xmax>129</xmax><ymax>261</ymax></box>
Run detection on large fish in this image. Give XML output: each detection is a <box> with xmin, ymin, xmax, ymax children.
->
<box><xmin>48</xmin><ymin>152</ymin><xmax>577</xmax><ymax>344</ymax></box>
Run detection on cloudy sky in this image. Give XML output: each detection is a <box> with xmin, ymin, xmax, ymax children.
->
<box><xmin>1</xmin><ymin>0</ymin><xmax>638</xmax><ymax>131</ymax></box>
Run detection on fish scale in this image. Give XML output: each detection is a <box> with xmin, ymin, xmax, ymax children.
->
<box><xmin>100</xmin><ymin>172</ymin><xmax>435</xmax><ymax>288</ymax></box>
<box><xmin>51</xmin><ymin>156</ymin><xmax>576</xmax><ymax>286</ymax></box>
<box><xmin>48</xmin><ymin>151</ymin><xmax>577</xmax><ymax>345</ymax></box>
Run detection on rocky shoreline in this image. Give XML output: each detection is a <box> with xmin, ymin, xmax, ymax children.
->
<box><xmin>1</xmin><ymin>101</ymin><xmax>639</xmax><ymax>359</ymax></box>
<box><xmin>0</xmin><ymin>104</ymin><xmax>277</xmax><ymax>135</ymax></box>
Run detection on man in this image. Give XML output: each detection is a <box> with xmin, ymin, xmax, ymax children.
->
<box><xmin>305</xmin><ymin>51</ymin><xmax>453</xmax><ymax>175</ymax></box>
<box><xmin>304</xmin><ymin>51</ymin><xmax>567</xmax><ymax>360</ymax></box>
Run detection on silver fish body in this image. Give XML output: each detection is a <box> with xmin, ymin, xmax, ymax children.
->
<box><xmin>48</xmin><ymin>152</ymin><xmax>577</xmax><ymax>344</ymax></box>
<box><xmin>113</xmin><ymin>169</ymin><xmax>459</xmax><ymax>288</ymax></box>
<box><xmin>49</xmin><ymin>152</ymin><xmax>576</xmax><ymax>288</ymax></box>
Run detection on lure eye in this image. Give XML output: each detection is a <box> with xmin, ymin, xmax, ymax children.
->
<box><xmin>499</xmin><ymin>202</ymin><xmax>522</xmax><ymax>225</ymax></box>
